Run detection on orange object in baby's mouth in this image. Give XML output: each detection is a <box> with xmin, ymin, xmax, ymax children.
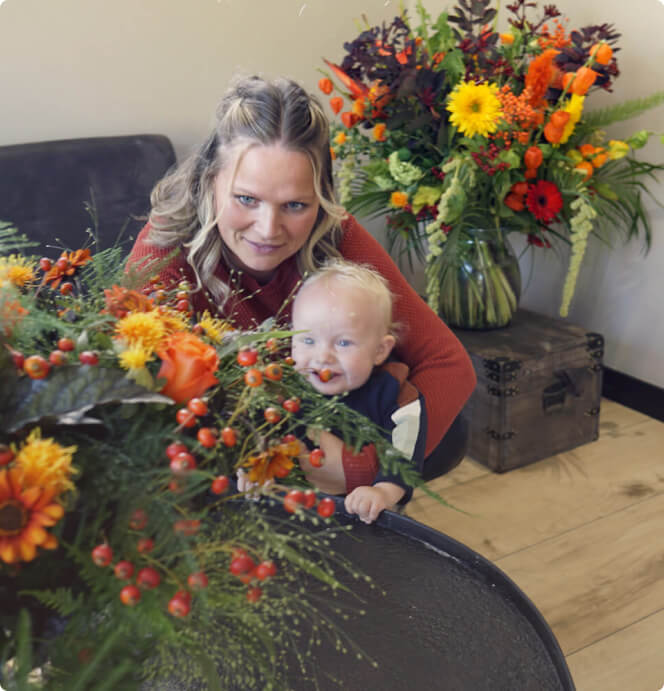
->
<box><xmin>318</xmin><ymin>369</ymin><xmax>333</xmax><ymax>382</ymax></box>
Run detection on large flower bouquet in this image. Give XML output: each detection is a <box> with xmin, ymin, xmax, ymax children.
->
<box><xmin>320</xmin><ymin>0</ymin><xmax>663</xmax><ymax>323</ymax></box>
<box><xmin>0</xmin><ymin>224</ymin><xmax>418</xmax><ymax>689</ymax></box>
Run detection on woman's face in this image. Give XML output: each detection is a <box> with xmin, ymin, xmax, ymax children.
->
<box><xmin>214</xmin><ymin>143</ymin><xmax>321</xmax><ymax>282</ymax></box>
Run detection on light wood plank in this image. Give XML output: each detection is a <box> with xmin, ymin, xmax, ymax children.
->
<box><xmin>406</xmin><ymin>415</ymin><xmax>664</xmax><ymax>561</ymax></box>
<box><xmin>495</xmin><ymin>494</ymin><xmax>664</xmax><ymax>655</ymax></box>
<box><xmin>566</xmin><ymin>609</ymin><xmax>664</xmax><ymax>691</ymax></box>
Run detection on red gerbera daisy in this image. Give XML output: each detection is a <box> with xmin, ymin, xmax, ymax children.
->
<box><xmin>526</xmin><ymin>181</ymin><xmax>563</xmax><ymax>223</ymax></box>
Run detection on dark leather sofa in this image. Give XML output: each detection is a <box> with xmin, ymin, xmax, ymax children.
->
<box><xmin>0</xmin><ymin>134</ymin><xmax>176</xmax><ymax>257</ymax></box>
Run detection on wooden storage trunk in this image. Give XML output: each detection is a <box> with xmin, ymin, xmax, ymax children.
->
<box><xmin>453</xmin><ymin>309</ymin><xmax>604</xmax><ymax>472</ymax></box>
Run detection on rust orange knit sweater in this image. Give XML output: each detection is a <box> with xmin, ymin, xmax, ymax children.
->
<box><xmin>127</xmin><ymin>215</ymin><xmax>476</xmax><ymax>456</ymax></box>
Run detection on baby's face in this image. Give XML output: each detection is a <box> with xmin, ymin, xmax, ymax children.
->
<box><xmin>291</xmin><ymin>278</ymin><xmax>394</xmax><ymax>395</ymax></box>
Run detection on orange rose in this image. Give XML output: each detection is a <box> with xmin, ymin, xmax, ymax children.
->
<box><xmin>157</xmin><ymin>332</ymin><xmax>219</xmax><ymax>403</ymax></box>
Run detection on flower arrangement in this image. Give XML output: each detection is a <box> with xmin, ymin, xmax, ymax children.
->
<box><xmin>320</xmin><ymin>0</ymin><xmax>664</xmax><ymax>324</ymax></box>
<box><xmin>0</xmin><ymin>224</ymin><xmax>418</xmax><ymax>689</ymax></box>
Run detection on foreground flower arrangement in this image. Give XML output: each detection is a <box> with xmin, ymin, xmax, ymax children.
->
<box><xmin>0</xmin><ymin>225</ymin><xmax>416</xmax><ymax>689</ymax></box>
<box><xmin>321</xmin><ymin>0</ymin><xmax>663</xmax><ymax>320</ymax></box>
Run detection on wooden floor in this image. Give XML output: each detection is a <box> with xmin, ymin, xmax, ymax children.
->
<box><xmin>406</xmin><ymin>398</ymin><xmax>664</xmax><ymax>691</ymax></box>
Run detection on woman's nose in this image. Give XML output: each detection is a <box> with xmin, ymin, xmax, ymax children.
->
<box><xmin>256</xmin><ymin>206</ymin><xmax>280</xmax><ymax>239</ymax></box>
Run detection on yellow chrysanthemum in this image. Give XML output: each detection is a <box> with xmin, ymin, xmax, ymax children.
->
<box><xmin>153</xmin><ymin>307</ymin><xmax>190</xmax><ymax>336</ymax></box>
<box><xmin>115</xmin><ymin>311</ymin><xmax>167</xmax><ymax>352</ymax></box>
<box><xmin>334</xmin><ymin>132</ymin><xmax>347</xmax><ymax>146</ymax></box>
<box><xmin>447</xmin><ymin>81</ymin><xmax>503</xmax><ymax>138</ymax></box>
<box><xmin>0</xmin><ymin>466</ymin><xmax>64</xmax><ymax>563</ymax></box>
<box><xmin>14</xmin><ymin>428</ymin><xmax>78</xmax><ymax>495</ymax></box>
<box><xmin>118</xmin><ymin>345</ymin><xmax>153</xmax><ymax>370</ymax></box>
<box><xmin>0</xmin><ymin>255</ymin><xmax>36</xmax><ymax>288</ymax></box>
<box><xmin>197</xmin><ymin>311</ymin><xmax>233</xmax><ymax>344</ymax></box>
<box><xmin>390</xmin><ymin>191</ymin><xmax>409</xmax><ymax>209</ymax></box>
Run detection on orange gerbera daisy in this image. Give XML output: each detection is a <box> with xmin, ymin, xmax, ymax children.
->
<box><xmin>0</xmin><ymin>467</ymin><xmax>65</xmax><ymax>563</ymax></box>
<box><xmin>103</xmin><ymin>285</ymin><xmax>154</xmax><ymax>318</ymax></box>
<box><xmin>43</xmin><ymin>249</ymin><xmax>92</xmax><ymax>289</ymax></box>
<box><xmin>243</xmin><ymin>439</ymin><xmax>301</xmax><ymax>484</ymax></box>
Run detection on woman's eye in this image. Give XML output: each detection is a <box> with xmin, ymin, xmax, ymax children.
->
<box><xmin>285</xmin><ymin>201</ymin><xmax>306</xmax><ymax>211</ymax></box>
<box><xmin>236</xmin><ymin>195</ymin><xmax>257</xmax><ymax>206</ymax></box>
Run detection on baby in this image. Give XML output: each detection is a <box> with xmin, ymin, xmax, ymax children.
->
<box><xmin>291</xmin><ymin>259</ymin><xmax>425</xmax><ymax>523</ymax></box>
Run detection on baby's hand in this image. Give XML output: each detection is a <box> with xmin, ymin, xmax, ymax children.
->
<box><xmin>344</xmin><ymin>485</ymin><xmax>401</xmax><ymax>524</ymax></box>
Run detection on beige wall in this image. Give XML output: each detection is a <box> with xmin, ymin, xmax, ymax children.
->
<box><xmin>1</xmin><ymin>0</ymin><xmax>663</xmax><ymax>386</ymax></box>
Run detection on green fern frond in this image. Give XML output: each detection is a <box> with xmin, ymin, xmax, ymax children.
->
<box><xmin>583</xmin><ymin>91</ymin><xmax>664</xmax><ymax>130</ymax></box>
<box><xmin>20</xmin><ymin>588</ymin><xmax>85</xmax><ymax>617</ymax></box>
<box><xmin>0</xmin><ymin>222</ymin><xmax>38</xmax><ymax>255</ymax></box>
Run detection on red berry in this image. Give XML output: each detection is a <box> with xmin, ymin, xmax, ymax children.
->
<box><xmin>174</xmin><ymin>588</ymin><xmax>192</xmax><ymax>604</ymax></box>
<box><xmin>23</xmin><ymin>355</ymin><xmax>51</xmax><ymax>380</ymax></box>
<box><xmin>120</xmin><ymin>585</ymin><xmax>141</xmax><ymax>606</ymax></box>
<box><xmin>136</xmin><ymin>567</ymin><xmax>161</xmax><ymax>589</ymax></box>
<box><xmin>168</xmin><ymin>594</ymin><xmax>191</xmax><ymax>617</ymax></box>
<box><xmin>48</xmin><ymin>350</ymin><xmax>67</xmax><ymax>366</ymax></box>
<box><xmin>175</xmin><ymin>299</ymin><xmax>190</xmax><ymax>313</ymax></box>
<box><xmin>237</xmin><ymin>347</ymin><xmax>259</xmax><ymax>367</ymax></box>
<box><xmin>60</xmin><ymin>282</ymin><xmax>74</xmax><ymax>296</ymax></box>
<box><xmin>264</xmin><ymin>363</ymin><xmax>283</xmax><ymax>381</ymax></box>
<box><xmin>9</xmin><ymin>348</ymin><xmax>24</xmax><ymax>370</ymax></box>
<box><xmin>137</xmin><ymin>537</ymin><xmax>154</xmax><ymax>553</ymax></box>
<box><xmin>197</xmin><ymin>427</ymin><xmax>218</xmax><ymax>448</ymax></box>
<box><xmin>114</xmin><ymin>560</ymin><xmax>135</xmax><ymax>580</ymax></box>
<box><xmin>187</xmin><ymin>572</ymin><xmax>209</xmax><ymax>589</ymax></box>
<box><xmin>0</xmin><ymin>444</ymin><xmax>15</xmax><ymax>467</ymax></box>
<box><xmin>230</xmin><ymin>554</ymin><xmax>255</xmax><ymax>575</ymax></box>
<box><xmin>284</xmin><ymin>356</ymin><xmax>295</xmax><ymax>366</ymax></box>
<box><xmin>39</xmin><ymin>257</ymin><xmax>52</xmax><ymax>271</ymax></box>
<box><xmin>170</xmin><ymin>451</ymin><xmax>197</xmax><ymax>473</ymax></box>
<box><xmin>317</xmin><ymin>497</ymin><xmax>335</xmax><ymax>518</ymax></box>
<box><xmin>168</xmin><ymin>477</ymin><xmax>184</xmax><ymax>493</ymax></box>
<box><xmin>173</xmin><ymin>519</ymin><xmax>200</xmax><ymax>536</ymax></box>
<box><xmin>244</xmin><ymin>368</ymin><xmax>263</xmax><ymax>387</ymax></box>
<box><xmin>221</xmin><ymin>427</ymin><xmax>237</xmax><ymax>447</ymax></box>
<box><xmin>283</xmin><ymin>490</ymin><xmax>305</xmax><ymax>514</ymax></box>
<box><xmin>265</xmin><ymin>338</ymin><xmax>279</xmax><ymax>352</ymax></box>
<box><xmin>309</xmin><ymin>448</ymin><xmax>325</xmax><ymax>468</ymax></box>
<box><xmin>319</xmin><ymin>368</ymin><xmax>333</xmax><ymax>382</ymax></box>
<box><xmin>263</xmin><ymin>407</ymin><xmax>282</xmax><ymax>424</ymax></box>
<box><xmin>187</xmin><ymin>398</ymin><xmax>208</xmax><ymax>416</ymax></box>
<box><xmin>92</xmin><ymin>543</ymin><xmax>113</xmax><ymax>566</ymax></box>
<box><xmin>129</xmin><ymin>509</ymin><xmax>148</xmax><ymax>531</ymax></box>
<box><xmin>55</xmin><ymin>256</ymin><xmax>69</xmax><ymax>272</ymax></box>
<box><xmin>282</xmin><ymin>398</ymin><xmax>301</xmax><ymax>413</ymax></box>
<box><xmin>211</xmin><ymin>475</ymin><xmax>230</xmax><ymax>495</ymax></box>
<box><xmin>303</xmin><ymin>489</ymin><xmax>317</xmax><ymax>509</ymax></box>
<box><xmin>78</xmin><ymin>350</ymin><xmax>99</xmax><ymax>366</ymax></box>
<box><xmin>175</xmin><ymin>408</ymin><xmax>197</xmax><ymax>428</ymax></box>
<box><xmin>166</xmin><ymin>441</ymin><xmax>188</xmax><ymax>460</ymax></box>
<box><xmin>246</xmin><ymin>586</ymin><xmax>263</xmax><ymax>603</ymax></box>
<box><xmin>255</xmin><ymin>560</ymin><xmax>277</xmax><ymax>580</ymax></box>
<box><xmin>57</xmin><ymin>337</ymin><xmax>75</xmax><ymax>351</ymax></box>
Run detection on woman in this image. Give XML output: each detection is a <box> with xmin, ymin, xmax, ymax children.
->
<box><xmin>127</xmin><ymin>75</ymin><xmax>476</xmax><ymax>486</ymax></box>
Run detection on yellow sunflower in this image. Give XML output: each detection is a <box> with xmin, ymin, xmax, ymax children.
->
<box><xmin>0</xmin><ymin>467</ymin><xmax>65</xmax><ymax>563</ymax></box>
<box><xmin>14</xmin><ymin>428</ymin><xmax>78</xmax><ymax>495</ymax></box>
<box><xmin>0</xmin><ymin>254</ymin><xmax>36</xmax><ymax>288</ymax></box>
<box><xmin>447</xmin><ymin>81</ymin><xmax>503</xmax><ymax>138</ymax></box>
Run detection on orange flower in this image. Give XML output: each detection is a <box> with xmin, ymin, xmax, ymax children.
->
<box><xmin>157</xmin><ymin>332</ymin><xmax>219</xmax><ymax>403</ymax></box>
<box><xmin>525</xmin><ymin>48</ymin><xmax>559</xmax><ymax>107</ymax></box>
<box><xmin>323</xmin><ymin>59</ymin><xmax>367</xmax><ymax>100</ymax></box>
<box><xmin>351</xmin><ymin>98</ymin><xmax>366</xmax><ymax>118</ymax></box>
<box><xmin>590</xmin><ymin>42</ymin><xmax>613</xmax><ymax>66</ymax></box>
<box><xmin>103</xmin><ymin>285</ymin><xmax>154</xmax><ymax>318</ymax></box>
<box><xmin>574</xmin><ymin>161</ymin><xmax>594</xmax><ymax>181</ymax></box>
<box><xmin>565</xmin><ymin>67</ymin><xmax>598</xmax><ymax>96</ymax></box>
<box><xmin>329</xmin><ymin>97</ymin><xmax>344</xmax><ymax>115</ymax></box>
<box><xmin>0</xmin><ymin>467</ymin><xmax>64</xmax><ymax>564</ymax></box>
<box><xmin>243</xmin><ymin>439</ymin><xmax>302</xmax><ymax>484</ymax></box>
<box><xmin>43</xmin><ymin>249</ymin><xmax>92</xmax><ymax>289</ymax></box>
<box><xmin>318</xmin><ymin>77</ymin><xmax>333</xmax><ymax>95</ymax></box>
<box><xmin>504</xmin><ymin>192</ymin><xmax>525</xmax><ymax>212</ymax></box>
<box><xmin>340</xmin><ymin>112</ymin><xmax>360</xmax><ymax>128</ymax></box>
<box><xmin>389</xmin><ymin>191</ymin><xmax>409</xmax><ymax>208</ymax></box>
<box><xmin>524</xmin><ymin>145</ymin><xmax>543</xmax><ymax>170</ymax></box>
<box><xmin>500</xmin><ymin>33</ymin><xmax>514</xmax><ymax>45</ymax></box>
<box><xmin>373</xmin><ymin>123</ymin><xmax>387</xmax><ymax>141</ymax></box>
<box><xmin>329</xmin><ymin>147</ymin><xmax>337</xmax><ymax>160</ymax></box>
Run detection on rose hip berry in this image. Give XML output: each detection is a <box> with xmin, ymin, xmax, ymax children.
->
<box><xmin>136</xmin><ymin>567</ymin><xmax>161</xmax><ymax>590</ymax></box>
<box><xmin>120</xmin><ymin>584</ymin><xmax>142</xmax><ymax>606</ymax></box>
<box><xmin>283</xmin><ymin>489</ymin><xmax>305</xmax><ymax>514</ymax></box>
<box><xmin>187</xmin><ymin>572</ymin><xmax>209</xmax><ymax>589</ymax></box>
<box><xmin>221</xmin><ymin>427</ymin><xmax>237</xmax><ymax>447</ymax></box>
<box><xmin>91</xmin><ymin>543</ymin><xmax>113</xmax><ymax>567</ymax></box>
<box><xmin>175</xmin><ymin>408</ymin><xmax>197</xmax><ymax>427</ymax></box>
<box><xmin>78</xmin><ymin>351</ymin><xmax>99</xmax><ymax>366</ymax></box>
<box><xmin>237</xmin><ymin>348</ymin><xmax>259</xmax><ymax>367</ymax></box>
<box><xmin>57</xmin><ymin>337</ymin><xmax>75</xmax><ymax>351</ymax></box>
<box><xmin>187</xmin><ymin>398</ymin><xmax>208</xmax><ymax>416</ymax></box>
<box><xmin>211</xmin><ymin>475</ymin><xmax>230</xmax><ymax>494</ymax></box>
<box><xmin>166</xmin><ymin>441</ymin><xmax>188</xmax><ymax>460</ymax></box>
<box><xmin>197</xmin><ymin>427</ymin><xmax>218</xmax><ymax>448</ymax></box>
<box><xmin>23</xmin><ymin>355</ymin><xmax>51</xmax><ymax>380</ymax></box>
<box><xmin>317</xmin><ymin>497</ymin><xmax>335</xmax><ymax>518</ymax></box>
<box><xmin>308</xmin><ymin>448</ymin><xmax>325</xmax><ymax>468</ymax></box>
<box><xmin>114</xmin><ymin>560</ymin><xmax>135</xmax><ymax>580</ymax></box>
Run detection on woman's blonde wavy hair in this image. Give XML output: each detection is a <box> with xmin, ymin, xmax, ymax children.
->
<box><xmin>147</xmin><ymin>75</ymin><xmax>346</xmax><ymax>305</ymax></box>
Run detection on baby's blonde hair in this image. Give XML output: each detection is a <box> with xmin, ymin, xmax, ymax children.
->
<box><xmin>296</xmin><ymin>259</ymin><xmax>397</xmax><ymax>337</ymax></box>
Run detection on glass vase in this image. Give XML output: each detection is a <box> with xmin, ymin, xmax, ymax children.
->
<box><xmin>437</xmin><ymin>228</ymin><xmax>521</xmax><ymax>329</ymax></box>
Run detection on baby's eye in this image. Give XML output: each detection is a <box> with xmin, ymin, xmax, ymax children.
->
<box><xmin>301</xmin><ymin>336</ymin><xmax>314</xmax><ymax>346</ymax></box>
<box><xmin>337</xmin><ymin>339</ymin><xmax>353</xmax><ymax>347</ymax></box>
<box><xmin>236</xmin><ymin>194</ymin><xmax>257</xmax><ymax>206</ymax></box>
